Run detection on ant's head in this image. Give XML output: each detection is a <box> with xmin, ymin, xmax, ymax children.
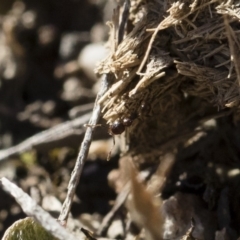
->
<box><xmin>109</xmin><ymin>120</ymin><xmax>125</xmax><ymax>135</ymax></box>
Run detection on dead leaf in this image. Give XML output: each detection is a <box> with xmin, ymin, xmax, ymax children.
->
<box><xmin>126</xmin><ymin>164</ymin><xmax>163</xmax><ymax>240</ymax></box>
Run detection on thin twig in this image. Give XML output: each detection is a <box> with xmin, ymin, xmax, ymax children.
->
<box><xmin>58</xmin><ymin>74</ymin><xmax>109</xmax><ymax>223</ymax></box>
<box><xmin>0</xmin><ymin>112</ymin><xmax>92</xmax><ymax>161</ymax></box>
<box><xmin>97</xmin><ymin>183</ymin><xmax>130</xmax><ymax>236</ymax></box>
<box><xmin>118</xmin><ymin>0</ymin><xmax>130</xmax><ymax>45</ymax></box>
<box><xmin>112</xmin><ymin>6</ymin><xmax>120</xmax><ymax>54</ymax></box>
<box><xmin>0</xmin><ymin>177</ymin><xmax>80</xmax><ymax>240</ymax></box>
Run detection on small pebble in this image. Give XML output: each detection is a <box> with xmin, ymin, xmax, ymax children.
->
<box><xmin>78</xmin><ymin>43</ymin><xmax>109</xmax><ymax>81</ymax></box>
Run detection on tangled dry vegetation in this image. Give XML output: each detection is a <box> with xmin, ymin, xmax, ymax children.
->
<box><xmin>97</xmin><ymin>0</ymin><xmax>240</xmax><ymax>161</ymax></box>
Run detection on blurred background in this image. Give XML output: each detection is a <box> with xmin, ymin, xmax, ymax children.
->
<box><xmin>0</xmin><ymin>0</ymin><xmax>119</xmax><ymax>237</ymax></box>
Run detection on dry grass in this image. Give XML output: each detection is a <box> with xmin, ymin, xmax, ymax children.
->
<box><xmin>96</xmin><ymin>0</ymin><xmax>240</xmax><ymax>162</ymax></box>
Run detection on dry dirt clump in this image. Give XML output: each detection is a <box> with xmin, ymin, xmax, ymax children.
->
<box><xmin>96</xmin><ymin>0</ymin><xmax>240</xmax><ymax>161</ymax></box>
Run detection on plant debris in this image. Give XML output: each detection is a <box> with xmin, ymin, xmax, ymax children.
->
<box><xmin>96</xmin><ymin>0</ymin><xmax>240</xmax><ymax>161</ymax></box>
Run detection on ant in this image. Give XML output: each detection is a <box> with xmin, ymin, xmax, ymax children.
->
<box><xmin>108</xmin><ymin>100</ymin><xmax>150</xmax><ymax>135</ymax></box>
<box><xmin>107</xmin><ymin>113</ymin><xmax>137</xmax><ymax>160</ymax></box>
<box><xmin>109</xmin><ymin>113</ymin><xmax>137</xmax><ymax>135</ymax></box>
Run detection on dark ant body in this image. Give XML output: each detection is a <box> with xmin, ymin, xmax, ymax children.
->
<box><xmin>109</xmin><ymin>120</ymin><xmax>125</xmax><ymax>135</ymax></box>
<box><xmin>122</xmin><ymin>117</ymin><xmax>133</xmax><ymax>127</ymax></box>
<box><xmin>123</xmin><ymin>112</ymin><xmax>138</xmax><ymax>126</ymax></box>
<box><xmin>109</xmin><ymin>113</ymin><xmax>137</xmax><ymax>135</ymax></box>
<box><xmin>108</xmin><ymin>101</ymin><xmax>150</xmax><ymax>135</ymax></box>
